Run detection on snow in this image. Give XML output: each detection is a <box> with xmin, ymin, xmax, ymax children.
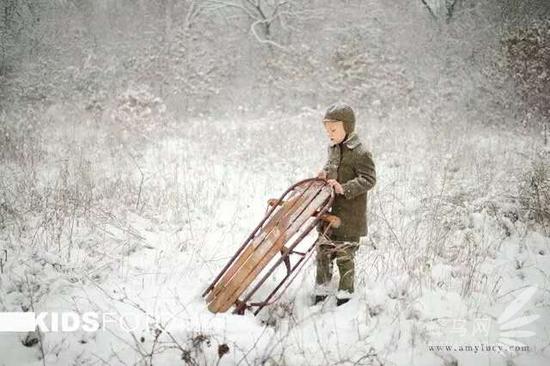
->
<box><xmin>0</xmin><ymin>113</ymin><xmax>549</xmax><ymax>365</ymax></box>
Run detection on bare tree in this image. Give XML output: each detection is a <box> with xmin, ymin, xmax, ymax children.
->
<box><xmin>205</xmin><ymin>0</ymin><xmax>293</xmax><ymax>49</ymax></box>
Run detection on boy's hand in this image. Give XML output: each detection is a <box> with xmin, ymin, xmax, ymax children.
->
<box><xmin>327</xmin><ymin>179</ymin><xmax>344</xmax><ymax>195</ymax></box>
<box><xmin>317</xmin><ymin>170</ymin><xmax>327</xmax><ymax>179</ymax></box>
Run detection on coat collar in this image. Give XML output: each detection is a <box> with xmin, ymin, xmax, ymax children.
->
<box><xmin>329</xmin><ymin>132</ymin><xmax>361</xmax><ymax>149</ymax></box>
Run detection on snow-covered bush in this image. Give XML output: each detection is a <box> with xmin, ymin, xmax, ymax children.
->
<box><xmin>519</xmin><ymin>156</ymin><xmax>550</xmax><ymax>232</ymax></box>
<box><xmin>111</xmin><ymin>86</ymin><xmax>167</xmax><ymax>133</ymax></box>
<box><xmin>503</xmin><ymin>20</ymin><xmax>550</xmax><ymax>135</ymax></box>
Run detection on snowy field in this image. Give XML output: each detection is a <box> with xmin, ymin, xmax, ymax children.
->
<box><xmin>1</xmin><ymin>106</ymin><xmax>549</xmax><ymax>365</ymax></box>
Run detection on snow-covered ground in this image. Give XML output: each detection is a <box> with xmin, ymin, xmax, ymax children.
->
<box><xmin>1</xmin><ymin>109</ymin><xmax>549</xmax><ymax>365</ymax></box>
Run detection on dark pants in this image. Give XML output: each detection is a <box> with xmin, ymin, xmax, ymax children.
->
<box><xmin>315</xmin><ymin>235</ymin><xmax>359</xmax><ymax>298</ymax></box>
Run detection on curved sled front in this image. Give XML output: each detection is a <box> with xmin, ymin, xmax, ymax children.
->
<box><xmin>202</xmin><ymin>178</ymin><xmax>334</xmax><ymax>315</ymax></box>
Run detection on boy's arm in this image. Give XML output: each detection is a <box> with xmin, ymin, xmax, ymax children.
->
<box><xmin>341</xmin><ymin>150</ymin><xmax>376</xmax><ymax>199</ymax></box>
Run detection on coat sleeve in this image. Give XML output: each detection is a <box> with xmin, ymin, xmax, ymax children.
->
<box><xmin>341</xmin><ymin>150</ymin><xmax>376</xmax><ymax>199</ymax></box>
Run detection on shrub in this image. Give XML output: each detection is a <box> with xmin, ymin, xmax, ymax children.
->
<box><xmin>519</xmin><ymin>156</ymin><xmax>550</xmax><ymax>232</ymax></box>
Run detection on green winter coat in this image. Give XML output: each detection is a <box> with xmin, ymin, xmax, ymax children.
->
<box><xmin>321</xmin><ymin>132</ymin><xmax>376</xmax><ymax>242</ymax></box>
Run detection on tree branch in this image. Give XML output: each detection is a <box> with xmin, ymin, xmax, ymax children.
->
<box><xmin>446</xmin><ymin>0</ymin><xmax>458</xmax><ymax>20</ymax></box>
<box><xmin>420</xmin><ymin>0</ymin><xmax>437</xmax><ymax>20</ymax></box>
<box><xmin>250</xmin><ymin>19</ymin><xmax>286</xmax><ymax>50</ymax></box>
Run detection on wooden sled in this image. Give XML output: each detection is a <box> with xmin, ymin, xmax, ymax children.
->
<box><xmin>202</xmin><ymin>178</ymin><xmax>340</xmax><ymax>315</ymax></box>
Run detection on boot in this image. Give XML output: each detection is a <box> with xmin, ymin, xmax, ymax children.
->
<box><xmin>336</xmin><ymin>298</ymin><xmax>350</xmax><ymax>306</ymax></box>
<box><xmin>313</xmin><ymin>295</ymin><xmax>328</xmax><ymax>305</ymax></box>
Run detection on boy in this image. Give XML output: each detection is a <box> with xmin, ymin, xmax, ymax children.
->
<box><xmin>314</xmin><ymin>102</ymin><xmax>376</xmax><ymax>306</ymax></box>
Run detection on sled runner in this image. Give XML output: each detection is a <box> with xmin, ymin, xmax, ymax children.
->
<box><xmin>202</xmin><ymin>178</ymin><xmax>340</xmax><ymax>315</ymax></box>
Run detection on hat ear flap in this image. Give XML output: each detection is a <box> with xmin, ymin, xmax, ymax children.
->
<box><xmin>345</xmin><ymin>120</ymin><xmax>355</xmax><ymax>134</ymax></box>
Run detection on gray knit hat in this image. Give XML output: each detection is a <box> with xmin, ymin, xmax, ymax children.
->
<box><xmin>323</xmin><ymin>102</ymin><xmax>356</xmax><ymax>134</ymax></box>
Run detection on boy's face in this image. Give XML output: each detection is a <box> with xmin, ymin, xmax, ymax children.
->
<box><xmin>323</xmin><ymin>120</ymin><xmax>346</xmax><ymax>144</ymax></box>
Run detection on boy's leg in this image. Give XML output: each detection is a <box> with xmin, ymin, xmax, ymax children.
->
<box><xmin>334</xmin><ymin>241</ymin><xmax>359</xmax><ymax>302</ymax></box>
<box><xmin>314</xmin><ymin>236</ymin><xmax>334</xmax><ymax>297</ymax></box>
